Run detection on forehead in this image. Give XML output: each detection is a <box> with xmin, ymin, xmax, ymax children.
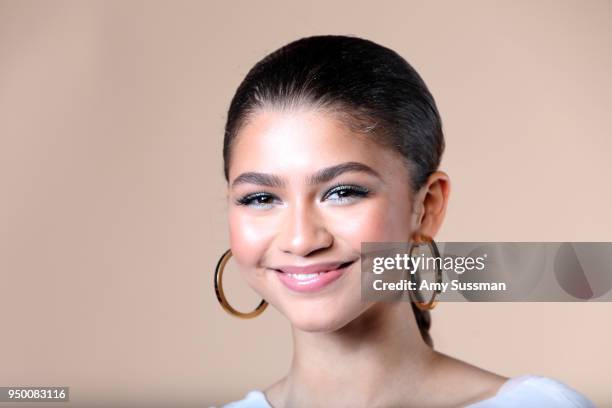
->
<box><xmin>229</xmin><ymin>109</ymin><xmax>403</xmax><ymax>181</ymax></box>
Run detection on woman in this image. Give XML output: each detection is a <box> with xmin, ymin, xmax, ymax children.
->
<box><xmin>214</xmin><ymin>36</ymin><xmax>594</xmax><ymax>407</ymax></box>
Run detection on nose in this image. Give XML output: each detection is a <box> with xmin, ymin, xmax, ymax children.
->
<box><xmin>276</xmin><ymin>198</ymin><xmax>333</xmax><ymax>257</ymax></box>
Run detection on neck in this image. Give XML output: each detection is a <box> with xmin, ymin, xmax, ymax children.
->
<box><xmin>279</xmin><ymin>302</ymin><xmax>436</xmax><ymax>407</ymax></box>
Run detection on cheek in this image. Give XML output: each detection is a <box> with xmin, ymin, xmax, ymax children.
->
<box><xmin>328</xmin><ymin>197</ymin><xmax>413</xmax><ymax>242</ymax></box>
<box><xmin>228</xmin><ymin>209</ymin><xmax>276</xmax><ymax>267</ymax></box>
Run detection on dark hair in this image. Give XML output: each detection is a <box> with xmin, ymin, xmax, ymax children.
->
<box><xmin>223</xmin><ymin>35</ymin><xmax>444</xmax><ymax>347</ymax></box>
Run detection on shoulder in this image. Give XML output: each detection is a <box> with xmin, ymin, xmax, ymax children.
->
<box><xmin>468</xmin><ymin>375</ymin><xmax>595</xmax><ymax>408</ymax></box>
<box><xmin>213</xmin><ymin>390</ymin><xmax>271</xmax><ymax>408</ymax></box>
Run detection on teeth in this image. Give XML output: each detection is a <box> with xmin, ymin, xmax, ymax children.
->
<box><xmin>287</xmin><ymin>273</ymin><xmax>323</xmax><ymax>280</ymax></box>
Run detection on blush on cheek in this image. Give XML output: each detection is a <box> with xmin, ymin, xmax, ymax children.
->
<box><xmin>331</xmin><ymin>202</ymin><xmax>412</xmax><ymax>243</ymax></box>
<box><xmin>228</xmin><ymin>212</ymin><xmax>274</xmax><ymax>271</ymax></box>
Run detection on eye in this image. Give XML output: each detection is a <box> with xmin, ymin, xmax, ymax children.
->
<box><xmin>235</xmin><ymin>192</ymin><xmax>279</xmax><ymax>209</ymax></box>
<box><xmin>323</xmin><ymin>184</ymin><xmax>370</xmax><ymax>204</ymax></box>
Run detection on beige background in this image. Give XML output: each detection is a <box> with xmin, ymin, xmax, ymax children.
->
<box><xmin>1</xmin><ymin>1</ymin><xmax>611</xmax><ymax>407</ymax></box>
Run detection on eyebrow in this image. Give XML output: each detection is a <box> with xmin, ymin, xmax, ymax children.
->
<box><xmin>230</xmin><ymin>161</ymin><xmax>382</xmax><ymax>189</ymax></box>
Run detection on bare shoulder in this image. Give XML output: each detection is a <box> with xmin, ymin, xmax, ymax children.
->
<box><xmin>262</xmin><ymin>377</ymin><xmax>286</xmax><ymax>407</ymax></box>
<box><xmin>429</xmin><ymin>351</ymin><xmax>508</xmax><ymax>406</ymax></box>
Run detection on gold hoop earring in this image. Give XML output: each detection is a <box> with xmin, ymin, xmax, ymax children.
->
<box><xmin>214</xmin><ymin>249</ymin><xmax>268</xmax><ymax>319</ymax></box>
<box><xmin>409</xmin><ymin>233</ymin><xmax>443</xmax><ymax>311</ymax></box>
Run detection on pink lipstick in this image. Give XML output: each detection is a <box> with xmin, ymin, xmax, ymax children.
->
<box><xmin>273</xmin><ymin>260</ymin><xmax>356</xmax><ymax>293</ymax></box>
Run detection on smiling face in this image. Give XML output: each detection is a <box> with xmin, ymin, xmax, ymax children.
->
<box><xmin>227</xmin><ymin>108</ymin><xmax>419</xmax><ymax>332</ymax></box>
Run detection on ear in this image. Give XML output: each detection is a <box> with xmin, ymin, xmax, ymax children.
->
<box><xmin>411</xmin><ymin>171</ymin><xmax>451</xmax><ymax>239</ymax></box>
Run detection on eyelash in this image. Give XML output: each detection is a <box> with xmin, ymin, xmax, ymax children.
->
<box><xmin>235</xmin><ymin>183</ymin><xmax>371</xmax><ymax>208</ymax></box>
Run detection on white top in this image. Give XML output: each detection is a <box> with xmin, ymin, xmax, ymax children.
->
<box><xmin>216</xmin><ymin>375</ymin><xmax>595</xmax><ymax>407</ymax></box>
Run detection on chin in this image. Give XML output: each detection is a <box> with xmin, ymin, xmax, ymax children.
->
<box><xmin>281</xmin><ymin>301</ymin><xmax>361</xmax><ymax>333</ymax></box>
<box><xmin>289</xmin><ymin>314</ymin><xmax>347</xmax><ymax>333</ymax></box>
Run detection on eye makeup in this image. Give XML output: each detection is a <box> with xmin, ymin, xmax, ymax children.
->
<box><xmin>234</xmin><ymin>182</ymin><xmax>371</xmax><ymax>208</ymax></box>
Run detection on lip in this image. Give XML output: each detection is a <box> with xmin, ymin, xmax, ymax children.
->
<box><xmin>275</xmin><ymin>261</ymin><xmax>352</xmax><ymax>275</ymax></box>
<box><xmin>273</xmin><ymin>260</ymin><xmax>357</xmax><ymax>293</ymax></box>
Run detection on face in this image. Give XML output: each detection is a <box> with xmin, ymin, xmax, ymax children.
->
<box><xmin>227</xmin><ymin>108</ymin><xmax>419</xmax><ymax>332</ymax></box>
